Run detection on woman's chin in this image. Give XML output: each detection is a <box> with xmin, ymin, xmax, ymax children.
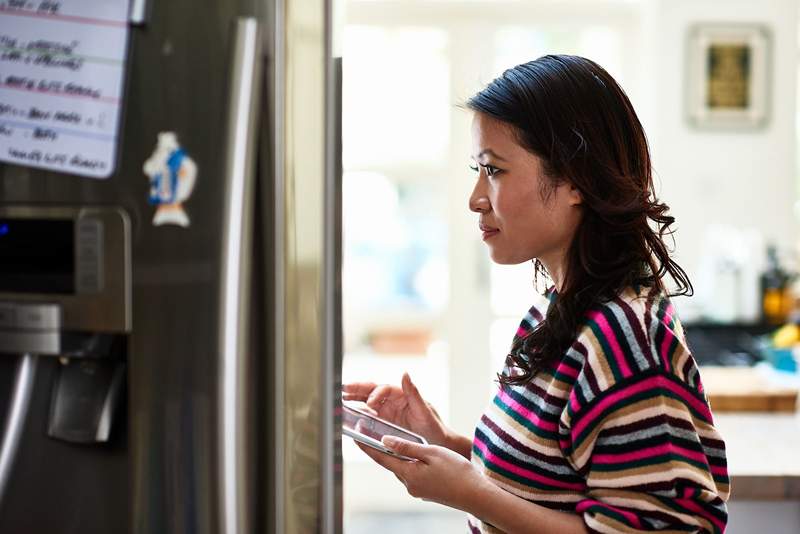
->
<box><xmin>487</xmin><ymin>249</ymin><xmax>530</xmax><ymax>266</ymax></box>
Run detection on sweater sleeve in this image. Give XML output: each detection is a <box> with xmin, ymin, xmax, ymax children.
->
<box><xmin>565</xmin><ymin>370</ymin><xmax>729</xmax><ymax>533</ymax></box>
<box><xmin>561</xmin><ymin>296</ymin><xmax>730</xmax><ymax>533</ymax></box>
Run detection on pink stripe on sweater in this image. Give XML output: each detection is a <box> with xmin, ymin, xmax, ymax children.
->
<box><xmin>556</xmin><ymin>360</ymin><xmax>579</xmax><ymax>379</ymax></box>
<box><xmin>498</xmin><ymin>390</ymin><xmax>558</xmax><ymax>432</ymax></box>
<box><xmin>675</xmin><ymin>497</ymin><xmax>726</xmax><ymax>532</ymax></box>
<box><xmin>660</xmin><ymin>328</ymin><xmax>675</xmax><ymax>371</ymax></box>
<box><xmin>592</xmin><ymin>442</ymin><xmax>708</xmax><ymax>466</ymax></box>
<box><xmin>587</xmin><ymin>310</ymin><xmax>632</xmax><ymax>378</ymax></box>
<box><xmin>473</xmin><ymin>437</ymin><xmax>586</xmax><ymax>491</ymax></box>
<box><xmin>576</xmin><ymin>498</ymin><xmax>643</xmax><ymax>529</ymax></box>
<box><xmin>710</xmin><ymin>465</ymin><xmax>728</xmax><ymax>477</ymax></box>
<box><xmin>570</xmin><ymin>391</ymin><xmax>581</xmax><ymax>412</ymax></box>
<box><xmin>572</xmin><ymin>374</ymin><xmax>712</xmax><ymax>439</ymax></box>
<box><xmin>663</xmin><ymin>303</ymin><xmax>675</xmax><ymax>325</ymax></box>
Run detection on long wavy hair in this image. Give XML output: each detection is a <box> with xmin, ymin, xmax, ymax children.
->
<box><xmin>467</xmin><ymin>55</ymin><xmax>693</xmax><ymax>386</ymax></box>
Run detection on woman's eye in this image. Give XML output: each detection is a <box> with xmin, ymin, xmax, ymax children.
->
<box><xmin>484</xmin><ymin>165</ymin><xmax>502</xmax><ymax>177</ymax></box>
<box><xmin>469</xmin><ymin>164</ymin><xmax>502</xmax><ymax>177</ymax></box>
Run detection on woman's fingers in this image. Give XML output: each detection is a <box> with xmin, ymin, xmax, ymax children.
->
<box><xmin>345</xmin><ymin>378</ymin><xmax>423</xmax><ymax>412</ymax></box>
<box><xmin>358</xmin><ymin>405</ymin><xmax>378</xmax><ymax>416</ymax></box>
<box><xmin>401</xmin><ymin>373</ymin><xmax>428</xmax><ymax>413</ymax></box>
<box><xmin>365</xmin><ymin>384</ymin><xmax>399</xmax><ymax>410</ymax></box>
<box><xmin>355</xmin><ymin>441</ymin><xmax>412</xmax><ymax>473</ymax></box>
<box><xmin>345</xmin><ymin>378</ymin><xmax>436</xmax><ymax>430</ymax></box>
<box><xmin>382</xmin><ymin>436</ymin><xmax>430</xmax><ymax>463</ymax></box>
<box><xmin>341</xmin><ymin>382</ymin><xmax>377</xmax><ymax>401</ymax></box>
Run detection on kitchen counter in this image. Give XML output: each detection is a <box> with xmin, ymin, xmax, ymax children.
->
<box><xmin>714</xmin><ymin>411</ymin><xmax>800</xmax><ymax>499</ymax></box>
<box><xmin>701</xmin><ymin>364</ymin><xmax>800</xmax><ymax>500</ymax></box>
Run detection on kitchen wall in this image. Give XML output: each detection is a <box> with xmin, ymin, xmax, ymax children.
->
<box><xmin>638</xmin><ymin>0</ymin><xmax>799</xmax><ymax>321</ymax></box>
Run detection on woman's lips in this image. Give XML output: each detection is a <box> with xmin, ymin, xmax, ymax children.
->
<box><xmin>479</xmin><ymin>224</ymin><xmax>499</xmax><ymax>240</ymax></box>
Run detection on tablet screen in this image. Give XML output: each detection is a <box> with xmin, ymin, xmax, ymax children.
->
<box><xmin>342</xmin><ymin>404</ymin><xmax>426</xmax><ymax>445</ymax></box>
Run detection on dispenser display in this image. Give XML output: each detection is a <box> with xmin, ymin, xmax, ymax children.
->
<box><xmin>0</xmin><ymin>219</ymin><xmax>75</xmax><ymax>294</ymax></box>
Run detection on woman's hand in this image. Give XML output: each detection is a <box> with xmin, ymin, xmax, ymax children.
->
<box><xmin>359</xmin><ymin>439</ymin><xmax>590</xmax><ymax>534</ymax></box>
<box><xmin>356</xmin><ymin>437</ymin><xmax>487</xmax><ymax>512</ymax></box>
<box><xmin>342</xmin><ymin>372</ymin><xmax>452</xmax><ymax>448</ymax></box>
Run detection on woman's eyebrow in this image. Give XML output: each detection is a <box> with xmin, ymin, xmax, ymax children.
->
<box><xmin>471</xmin><ymin>149</ymin><xmax>507</xmax><ymax>162</ymax></box>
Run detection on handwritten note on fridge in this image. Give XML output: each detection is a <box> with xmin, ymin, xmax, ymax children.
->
<box><xmin>0</xmin><ymin>0</ymin><xmax>130</xmax><ymax>179</ymax></box>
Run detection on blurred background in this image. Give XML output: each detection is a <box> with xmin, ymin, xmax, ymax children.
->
<box><xmin>340</xmin><ymin>0</ymin><xmax>800</xmax><ymax>532</ymax></box>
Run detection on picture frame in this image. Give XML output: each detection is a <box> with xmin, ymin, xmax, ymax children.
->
<box><xmin>686</xmin><ymin>24</ymin><xmax>771</xmax><ymax>129</ymax></box>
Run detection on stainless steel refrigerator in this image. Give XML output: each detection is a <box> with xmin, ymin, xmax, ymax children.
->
<box><xmin>0</xmin><ymin>0</ymin><xmax>342</xmax><ymax>532</ymax></box>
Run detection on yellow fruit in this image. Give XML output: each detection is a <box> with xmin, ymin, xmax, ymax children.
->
<box><xmin>773</xmin><ymin>323</ymin><xmax>800</xmax><ymax>348</ymax></box>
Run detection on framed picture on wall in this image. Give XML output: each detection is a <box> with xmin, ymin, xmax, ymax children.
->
<box><xmin>686</xmin><ymin>24</ymin><xmax>771</xmax><ymax>129</ymax></box>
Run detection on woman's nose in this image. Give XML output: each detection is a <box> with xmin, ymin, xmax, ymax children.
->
<box><xmin>469</xmin><ymin>180</ymin><xmax>490</xmax><ymax>213</ymax></box>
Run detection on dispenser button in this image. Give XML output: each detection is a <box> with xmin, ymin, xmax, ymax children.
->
<box><xmin>16</xmin><ymin>304</ymin><xmax>61</xmax><ymax>330</ymax></box>
<box><xmin>76</xmin><ymin>218</ymin><xmax>104</xmax><ymax>294</ymax></box>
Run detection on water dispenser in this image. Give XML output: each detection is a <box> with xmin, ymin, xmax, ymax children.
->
<box><xmin>0</xmin><ymin>206</ymin><xmax>130</xmax><ymax>505</ymax></box>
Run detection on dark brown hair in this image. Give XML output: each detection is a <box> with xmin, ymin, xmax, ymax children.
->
<box><xmin>467</xmin><ymin>55</ymin><xmax>692</xmax><ymax>386</ymax></box>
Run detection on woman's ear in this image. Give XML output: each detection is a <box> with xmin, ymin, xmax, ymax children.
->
<box><xmin>567</xmin><ymin>184</ymin><xmax>583</xmax><ymax>206</ymax></box>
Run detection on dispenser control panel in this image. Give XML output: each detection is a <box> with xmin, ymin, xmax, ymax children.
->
<box><xmin>0</xmin><ymin>206</ymin><xmax>130</xmax><ymax>333</ymax></box>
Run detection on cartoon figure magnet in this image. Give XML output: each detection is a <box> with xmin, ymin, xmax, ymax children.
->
<box><xmin>143</xmin><ymin>132</ymin><xmax>197</xmax><ymax>227</ymax></box>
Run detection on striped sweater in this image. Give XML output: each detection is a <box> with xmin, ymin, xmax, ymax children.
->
<box><xmin>469</xmin><ymin>286</ymin><xmax>730</xmax><ymax>533</ymax></box>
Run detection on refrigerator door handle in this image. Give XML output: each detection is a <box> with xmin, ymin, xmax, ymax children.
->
<box><xmin>129</xmin><ymin>0</ymin><xmax>149</xmax><ymax>24</ymax></box>
<box><xmin>218</xmin><ymin>17</ymin><xmax>263</xmax><ymax>534</ymax></box>
<box><xmin>0</xmin><ymin>354</ymin><xmax>38</xmax><ymax>507</ymax></box>
<box><xmin>321</xmin><ymin>55</ymin><xmax>344</xmax><ymax>534</ymax></box>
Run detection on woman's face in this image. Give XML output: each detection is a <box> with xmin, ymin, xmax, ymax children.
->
<box><xmin>468</xmin><ymin>113</ymin><xmax>583</xmax><ymax>269</ymax></box>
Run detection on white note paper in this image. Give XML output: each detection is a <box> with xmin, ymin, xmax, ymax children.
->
<box><xmin>0</xmin><ymin>0</ymin><xmax>131</xmax><ymax>179</ymax></box>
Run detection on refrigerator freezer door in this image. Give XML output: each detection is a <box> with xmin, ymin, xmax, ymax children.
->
<box><xmin>259</xmin><ymin>0</ymin><xmax>342</xmax><ymax>532</ymax></box>
<box><xmin>0</xmin><ymin>0</ymin><xmax>342</xmax><ymax>532</ymax></box>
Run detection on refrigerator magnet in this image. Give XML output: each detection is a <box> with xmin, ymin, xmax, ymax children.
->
<box><xmin>143</xmin><ymin>132</ymin><xmax>197</xmax><ymax>227</ymax></box>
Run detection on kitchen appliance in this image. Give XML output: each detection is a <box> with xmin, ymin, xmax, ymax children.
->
<box><xmin>0</xmin><ymin>1</ymin><xmax>342</xmax><ymax>532</ymax></box>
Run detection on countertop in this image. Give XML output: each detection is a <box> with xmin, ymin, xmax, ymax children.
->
<box><xmin>715</xmin><ymin>411</ymin><xmax>800</xmax><ymax>499</ymax></box>
<box><xmin>704</xmin><ymin>365</ymin><xmax>800</xmax><ymax>500</ymax></box>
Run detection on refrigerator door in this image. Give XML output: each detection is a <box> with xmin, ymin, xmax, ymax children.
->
<box><xmin>258</xmin><ymin>0</ymin><xmax>342</xmax><ymax>532</ymax></box>
<box><xmin>0</xmin><ymin>0</ymin><xmax>341</xmax><ymax>532</ymax></box>
<box><xmin>0</xmin><ymin>3</ymin><xmax>261</xmax><ymax>534</ymax></box>
<box><xmin>126</xmin><ymin>8</ymin><xmax>265</xmax><ymax>534</ymax></box>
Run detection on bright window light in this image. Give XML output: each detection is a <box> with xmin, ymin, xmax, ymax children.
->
<box><xmin>343</xmin><ymin>26</ymin><xmax>450</xmax><ymax>168</ymax></box>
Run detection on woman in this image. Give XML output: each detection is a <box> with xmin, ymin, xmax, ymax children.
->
<box><xmin>343</xmin><ymin>55</ymin><xmax>729</xmax><ymax>533</ymax></box>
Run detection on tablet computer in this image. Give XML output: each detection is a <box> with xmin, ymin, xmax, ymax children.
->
<box><xmin>342</xmin><ymin>403</ymin><xmax>427</xmax><ymax>461</ymax></box>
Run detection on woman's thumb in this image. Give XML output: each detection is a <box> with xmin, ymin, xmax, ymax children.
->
<box><xmin>382</xmin><ymin>435</ymin><xmax>427</xmax><ymax>461</ymax></box>
<box><xmin>401</xmin><ymin>372</ymin><xmax>425</xmax><ymax>407</ymax></box>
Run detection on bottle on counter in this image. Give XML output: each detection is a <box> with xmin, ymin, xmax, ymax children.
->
<box><xmin>760</xmin><ymin>244</ymin><xmax>793</xmax><ymax>325</ymax></box>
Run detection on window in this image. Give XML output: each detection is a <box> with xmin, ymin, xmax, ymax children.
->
<box><xmin>341</xmin><ymin>2</ymin><xmax>634</xmax><ymax>515</ymax></box>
